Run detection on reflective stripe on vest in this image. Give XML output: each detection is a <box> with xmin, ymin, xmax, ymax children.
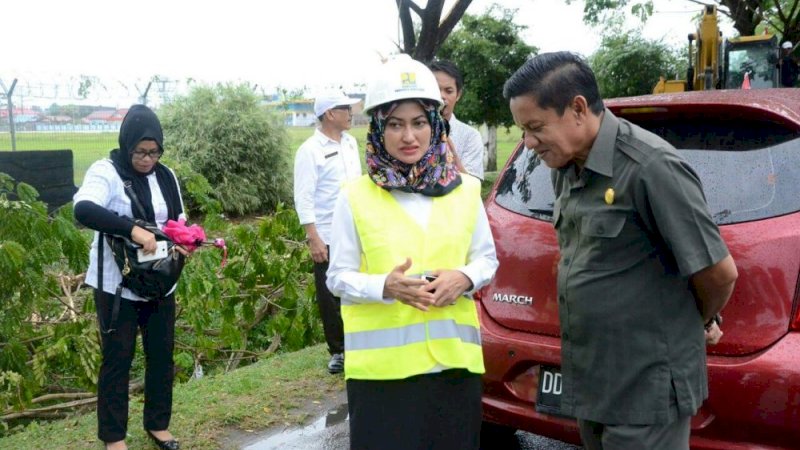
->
<box><xmin>345</xmin><ymin>319</ymin><xmax>482</xmax><ymax>351</ymax></box>
<box><xmin>342</xmin><ymin>175</ymin><xmax>485</xmax><ymax>380</ymax></box>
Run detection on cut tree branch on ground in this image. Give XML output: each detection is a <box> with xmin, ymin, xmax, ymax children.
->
<box><xmin>0</xmin><ymin>380</ymin><xmax>143</xmax><ymax>422</ymax></box>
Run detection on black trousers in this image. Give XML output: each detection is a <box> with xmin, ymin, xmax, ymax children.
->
<box><xmin>347</xmin><ymin>369</ymin><xmax>482</xmax><ymax>450</ymax></box>
<box><xmin>95</xmin><ymin>289</ymin><xmax>175</xmax><ymax>443</ymax></box>
<box><xmin>314</xmin><ymin>257</ymin><xmax>344</xmax><ymax>354</ymax></box>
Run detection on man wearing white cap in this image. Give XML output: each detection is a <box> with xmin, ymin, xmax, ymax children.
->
<box><xmin>780</xmin><ymin>41</ymin><xmax>798</xmax><ymax>87</ymax></box>
<box><xmin>293</xmin><ymin>92</ymin><xmax>362</xmax><ymax>374</ymax></box>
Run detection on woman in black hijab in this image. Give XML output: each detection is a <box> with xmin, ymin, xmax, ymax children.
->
<box><xmin>74</xmin><ymin>105</ymin><xmax>186</xmax><ymax>450</ymax></box>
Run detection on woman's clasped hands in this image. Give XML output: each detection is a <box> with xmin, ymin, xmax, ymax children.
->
<box><xmin>383</xmin><ymin>258</ymin><xmax>472</xmax><ymax>311</ymax></box>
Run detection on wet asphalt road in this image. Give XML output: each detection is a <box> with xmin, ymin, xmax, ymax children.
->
<box><xmin>515</xmin><ymin>432</ymin><xmax>580</xmax><ymax>450</ymax></box>
<box><xmin>241</xmin><ymin>401</ymin><xmax>580</xmax><ymax>450</ymax></box>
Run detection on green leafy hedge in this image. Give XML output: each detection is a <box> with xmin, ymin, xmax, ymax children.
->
<box><xmin>160</xmin><ymin>83</ymin><xmax>293</xmax><ymax>216</ymax></box>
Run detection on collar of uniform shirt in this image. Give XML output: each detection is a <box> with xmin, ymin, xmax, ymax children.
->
<box><xmin>582</xmin><ymin>108</ymin><xmax>617</xmax><ymax>178</ymax></box>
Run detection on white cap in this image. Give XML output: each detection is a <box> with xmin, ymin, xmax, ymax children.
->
<box><xmin>782</xmin><ymin>41</ymin><xmax>793</xmax><ymax>49</ymax></box>
<box><xmin>363</xmin><ymin>54</ymin><xmax>443</xmax><ymax>115</ymax></box>
<box><xmin>313</xmin><ymin>92</ymin><xmax>361</xmax><ymax>117</ymax></box>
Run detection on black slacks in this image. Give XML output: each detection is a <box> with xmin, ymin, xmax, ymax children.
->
<box><xmin>95</xmin><ymin>289</ymin><xmax>175</xmax><ymax>443</ymax></box>
<box><xmin>313</xmin><ymin>257</ymin><xmax>344</xmax><ymax>354</ymax></box>
<box><xmin>347</xmin><ymin>369</ymin><xmax>483</xmax><ymax>450</ymax></box>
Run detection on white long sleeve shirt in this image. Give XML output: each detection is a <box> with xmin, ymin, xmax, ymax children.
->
<box><xmin>326</xmin><ymin>188</ymin><xmax>498</xmax><ymax>304</ymax></box>
<box><xmin>449</xmin><ymin>114</ymin><xmax>485</xmax><ymax>180</ymax></box>
<box><xmin>293</xmin><ymin>129</ymin><xmax>362</xmax><ymax>244</ymax></box>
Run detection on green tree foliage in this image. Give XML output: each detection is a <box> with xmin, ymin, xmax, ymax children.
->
<box><xmin>576</xmin><ymin>0</ymin><xmax>800</xmax><ymax>44</ymax></box>
<box><xmin>438</xmin><ymin>6</ymin><xmax>536</xmax><ymax>129</ymax></box>
<box><xmin>159</xmin><ymin>83</ymin><xmax>292</xmax><ymax>216</ymax></box>
<box><xmin>764</xmin><ymin>0</ymin><xmax>800</xmax><ymax>45</ymax></box>
<box><xmin>437</xmin><ymin>5</ymin><xmax>536</xmax><ymax>170</ymax></box>
<box><xmin>0</xmin><ymin>173</ymin><xmax>96</xmax><ymax>426</ymax></box>
<box><xmin>174</xmin><ymin>203</ymin><xmax>320</xmax><ymax>373</ymax></box>
<box><xmin>589</xmin><ymin>30</ymin><xmax>686</xmax><ymax>98</ymax></box>
<box><xmin>574</xmin><ymin>0</ymin><xmax>654</xmax><ymax>24</ymax></box>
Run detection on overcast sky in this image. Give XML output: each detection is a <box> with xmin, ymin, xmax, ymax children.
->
<box><xmin>4</xmin><ymin>0</ymin><xmax>721</xmax><ymax>105</ymax></box>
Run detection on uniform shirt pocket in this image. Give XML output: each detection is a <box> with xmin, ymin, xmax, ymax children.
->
<box><xmin>582</xmin><ymin>213</ymin><xmax>625</xmax><ymax>238</ymax></box>
<box><xmin>321</xmin><ymin>150</ymin><xmax>346</xmax><ymax>181</ymax></box>
<box><xmin>579</xmin><ymin>212</ymin><xmax>644</xmax><ymax>270</ymax></box>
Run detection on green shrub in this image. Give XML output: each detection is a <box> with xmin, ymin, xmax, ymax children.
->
<box><xmin>160</xmin><ymin>84</ymin><xmax>292</xmax><ymax>216</ymax></box>
<box><xmin>160</xmin><ymin>156</ymin><xmax>223</xmax><ymax>221</ymax></box>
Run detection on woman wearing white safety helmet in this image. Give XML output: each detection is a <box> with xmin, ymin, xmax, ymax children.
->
<box><xmin>326</xmin><ymin>54</ymin><xmax>498</xmax><ymax>450</ymax></box>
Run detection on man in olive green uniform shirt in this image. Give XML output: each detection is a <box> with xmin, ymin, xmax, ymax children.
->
<box><xmin>503</xmin><ymin>52</ymin><xmax>738</xmax><ymax>449</ymax></box>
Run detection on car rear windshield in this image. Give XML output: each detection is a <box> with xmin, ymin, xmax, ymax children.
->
<box><xmin>495</xmin><ymin>115</ymin><xmax>800</xmax><ymax>225</ymax></box>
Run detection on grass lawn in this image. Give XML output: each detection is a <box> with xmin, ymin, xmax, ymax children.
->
<box><xmin>0</xmin><ymin>132</ymin><xmax>117</xmax><ymax>184</ymax></box>
<box><xmin>0</xmin><ymin>344</ymin><xmax>343</xmax><ymax>450</ymax></box>
<box><xmin>2</xmin><ymin>125</ymin><xmax>520</xmax><ymax>186</ymax></box>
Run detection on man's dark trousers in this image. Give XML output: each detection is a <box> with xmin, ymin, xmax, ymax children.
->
<box><xmin>313</xmin><ymin>256</ymin><xmax>344</xmax><ymax>355</ymax></box>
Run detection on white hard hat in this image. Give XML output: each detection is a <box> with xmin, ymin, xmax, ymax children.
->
<box><xmin>363</xmin><ymin>54</ymin><xmax>443</xmax><ymax>115</ymax></box>
<box><xmin>782</xmin><ymin>41</ymin><xmax>793</xmax><ymax>49</ymax></box>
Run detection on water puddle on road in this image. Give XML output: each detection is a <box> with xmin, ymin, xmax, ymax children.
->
<box><xmin>243</xmin><ymin>403</ymin><xmax>349</xmax><ymax>450</ymax></box>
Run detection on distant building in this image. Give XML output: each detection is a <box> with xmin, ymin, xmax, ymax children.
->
<box><xmin>262</xmin><ymin>98</ymin><xmax>315</xmax><ymax>127</ymax></box>
<box><xmin>0</xmin><ymin>108</ymin><xmax>42</xmax><ymax>123</ymax></box>
<box><xmin>83</xmin><ymin>109</ymin><xmax>113</xmax><ymax>125</ymax></box>
<box><xmin>284</xmin><ymin>100</ymin><xmax>316</xmax><ymax>127</ymax></box>
<box><xmin>41</xmin><ymin>115</ymin><xmax>73</xmax><ymax>124</ymax></box>
<box><xmin>81</xmin><ymin>108</ymin><xmax>129</xmax><ymax>127</ymax></box>
<box><xmin>263</xmin><ymin>93</ymin><xmax>367</xmax><ymax>127</ymax></box>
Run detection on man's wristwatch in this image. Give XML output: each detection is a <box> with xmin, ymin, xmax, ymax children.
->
<box><xmin>704</xmin><ymin>313</ymin><xmax>723</xmax><ymax>331</ymax></box>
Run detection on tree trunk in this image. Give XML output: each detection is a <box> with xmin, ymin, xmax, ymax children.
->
<box><xmin>396</xmin><ymin>0</ymin><xmax>417</xmax><ymax>55</ymax></box>
<box><xmin>414</xmin><ymin>0</ymin><xmax>445</xmax><ymax>63</ymax></box>
<box><xmin>486</xmin><ymin>125</ymin><xmax>497</xmax><ymax>172</ymax></box>
<box><xmin>720</xmin><ymin>0</ymin><xmax>760</xmax><ymax>35</ymax></box>
<box><xmin>395</xmin><ymin>0</ymin><xmax>473</xmax><ymax>63</ymax></box>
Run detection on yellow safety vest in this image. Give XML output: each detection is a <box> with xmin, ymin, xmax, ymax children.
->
<box><xmin>341</xmin><ymin>175</ymin><xmax>485</xmax><ymax>380</ymax></box>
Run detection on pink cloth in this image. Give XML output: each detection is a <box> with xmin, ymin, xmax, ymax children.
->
<box><xmin>163</xmin><ymin>219</ymin><xmax>206</xmax><ymax>252</ymax></box>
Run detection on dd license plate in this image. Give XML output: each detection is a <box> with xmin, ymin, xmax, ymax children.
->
<box><xmin>535</xmin><ymin>366</ymin><xmax>569</xmax><ymax>417</ymax></box>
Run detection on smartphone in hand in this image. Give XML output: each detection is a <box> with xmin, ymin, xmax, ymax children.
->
<box><xmin>137</xmin><ymin>241</ymin><xmax>169</xmax><ymax>263</ymax></box>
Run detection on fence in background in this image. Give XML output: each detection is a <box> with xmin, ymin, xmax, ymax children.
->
<box><xmin>0</xmin><ymin>75</ymin><xmax>182</xmax><ymax>175</ymax></box>
<box><xmin>1</xmin><ymin>75</ymin><xmax>369</xmax><ymax>186</ymax></box>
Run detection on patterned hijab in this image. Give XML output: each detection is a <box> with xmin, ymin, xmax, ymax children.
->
<box><xmin>366</xmin><ymin>99</ymin><xmax>461</xmax><ymax>197</ymax></box>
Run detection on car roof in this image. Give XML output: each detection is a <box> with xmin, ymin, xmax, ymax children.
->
<box><xmin>605</xmin><ymin>88</ymin><xmax>800</xmax><ymax>128</ymax></box>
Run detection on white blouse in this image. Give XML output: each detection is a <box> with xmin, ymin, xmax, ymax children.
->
<box><xmin>74</xmin><ymin>159</ymin><xmax>186</xmax><ymax>300</ymax></box>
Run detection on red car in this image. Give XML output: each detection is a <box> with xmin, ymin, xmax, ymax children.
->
<box><xmin>479</xmin><ymin>89</ymin><xmax>800</xmax><ymax>449</ymax></box>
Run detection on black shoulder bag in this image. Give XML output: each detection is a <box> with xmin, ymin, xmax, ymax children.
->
<box><xmin>97</xmin><ymin>172</ymin><xmax>185</xmax><ymax>333</ymax></box>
